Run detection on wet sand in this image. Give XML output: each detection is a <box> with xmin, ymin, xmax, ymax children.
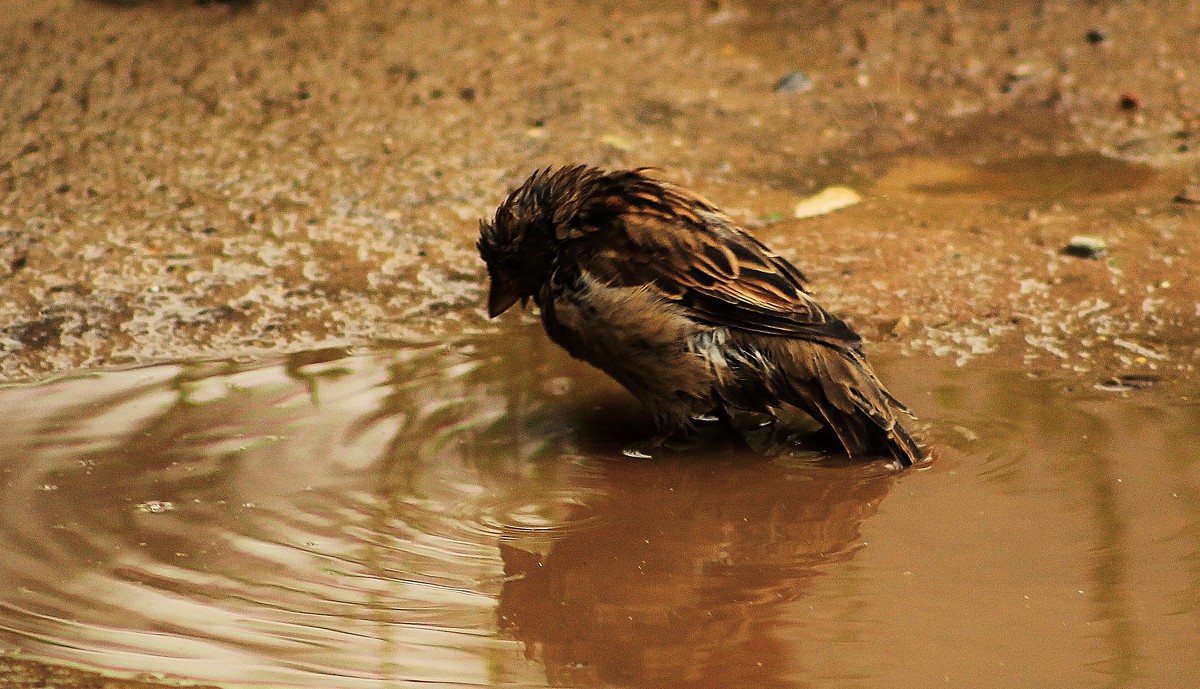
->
<box><xmin>2</xmin><ymin>1</ymin><xmax>1199</xmax><ymax>688</ymax></box>
<box><xmin>2</xmin><ymin>0</ymin><xmax>1198</xmax><ymax>382</ymax></box>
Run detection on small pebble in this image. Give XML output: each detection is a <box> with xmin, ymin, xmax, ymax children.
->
<box><xmin>1085</xmin><ymin>29</ymin><xmax>1107</xmax><ymax>45</ymax></box>
<box><xmin>1061</xmin><ymin>235</ymin><xmax>1106</xmax><ymax>259</ymax></box>
<box><xmin>774</xmin><ymin>71</ymin><xmax>813</xmax><ymax>94</ymax></box>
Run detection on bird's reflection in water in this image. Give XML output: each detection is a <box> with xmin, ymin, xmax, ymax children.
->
<box><xmin>461</xmin><ymin>323</ymin><xmax>903</xmax><ymax>688</ymax></box>
<box><xmin>496</xmin><ymin>444</ymin><xmax>897</xmax><ymax>689</ymax></box>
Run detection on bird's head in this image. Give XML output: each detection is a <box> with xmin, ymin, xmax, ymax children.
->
<box><xmin>478</xmin><ymin>166</ymin><xmax>597</xmax><ymax>317</ymax></box>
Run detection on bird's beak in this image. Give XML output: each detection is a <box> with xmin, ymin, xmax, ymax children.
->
<box><xmin>487</xmin><ymin>282</ymin><xmax>522</xmax><ymax>318</ymax></box>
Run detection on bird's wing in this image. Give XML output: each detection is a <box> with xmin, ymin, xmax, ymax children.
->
<box><xmin>563</xmin><ymin>175</ymin><xmax>862</xmax><ymax>349</ymax></box>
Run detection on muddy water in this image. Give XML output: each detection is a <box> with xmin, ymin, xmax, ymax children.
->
<box><xmin>1</xmin><ymin>330</ymin><xmax>1198</xmax><ymax>688</ymax></box>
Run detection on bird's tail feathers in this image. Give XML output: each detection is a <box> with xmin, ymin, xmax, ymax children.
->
<box><xmin>782</xmin><ymin>344</ymin><xmax>925</xmax><ymax>467</ymax></box>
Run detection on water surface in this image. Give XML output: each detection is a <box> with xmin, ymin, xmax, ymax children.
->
<box><xmin>1</xmin><ymin>330</ymin><xmax>1197</xmax><ymax>688</ymax></box>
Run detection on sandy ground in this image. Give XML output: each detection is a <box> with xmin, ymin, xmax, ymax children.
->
<box><xmin>1</xmin><ymin>0</ymin><xmax>1199</xmax><ymax>686</ymax></box>
<box><xmin>2</xmin><ymin>0</ymin><xmax>1198</xmax><ymax>385</ymax></box>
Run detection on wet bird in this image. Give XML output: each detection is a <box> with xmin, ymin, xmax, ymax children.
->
<box><xmin>478</xmin><ymin>165</ymin><xmax>923</xmax><ymax>467</ymax></box>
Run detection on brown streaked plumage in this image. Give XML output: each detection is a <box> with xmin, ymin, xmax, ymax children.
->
<box><xmin>478</xmin><ymin>165</ymin><xmax>924</xmax><ymax>467</ymax></box>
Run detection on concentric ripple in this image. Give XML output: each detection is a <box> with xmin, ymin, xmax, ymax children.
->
<box><xmin>0</xmin><ymin>336</ymin><xmax>916</xmax><ymax>688</ymax></box>
<box><xmin>0</xmin><ymin>342</ymin><xmax>610</xmax><ymax>687</ymax></box>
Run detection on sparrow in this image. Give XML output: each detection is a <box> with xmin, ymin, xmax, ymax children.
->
<box><xmin>478</xmin><ymin>165</ymin><xmax>924</xmax><ymax>467</ymax></box>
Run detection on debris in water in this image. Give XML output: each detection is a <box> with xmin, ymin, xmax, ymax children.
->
<box><xmin>136</xmin><ymin>500</ymin><xmax>176</xmax><ymax>514</ymax></box>
<box><xmin>1173</xmin><ymin>183</ymin><xmax>1200</xmax><ymax>204</ymax></box>
<box><xmin>952</xmin><ymin>425</ymin><xmax>980</xmax><ymax>442</ymax></box>
<box><xmin>793</xmin><ymin>186</ymin><xmax>862</xmax><ymax>218</ymax></box>
<box><xmin>1112</xmin><ymin>338</ymin><xmax>1166</xmax><ymax>360</ymax></box>
<box><xmin>1095</xmin><ymin>374</ymin><xmax>1159</xmax><ymax>392</ymax></box>
<box><xmin>1061</xmin><ymin>235</ymin><xmax>1106</xmax><ymax>259</ymax></box>
<box><xmin>1025</xmin><ymin>334</ymin><xmax>1069</xmax><ymax>359</ymax></box>
<box><xmin>543</xmin><ymin>376</ymin><xmax>572</xmax><ymax>396</ymax></box>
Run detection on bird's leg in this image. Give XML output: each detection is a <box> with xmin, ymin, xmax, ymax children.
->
<box><xmin>630</xmin><ymin>413</ymin><xmax>746</xmax><ymax>458</ymax></box>
<box><xmin>724</xmin><ymin>409</ymin><xmax>779</xmax><ymax>452</ymax></box>
<box><xmin>622</xmin><ymin>416</ymin><xmax>709</xmax><ymax>458</ymax></box>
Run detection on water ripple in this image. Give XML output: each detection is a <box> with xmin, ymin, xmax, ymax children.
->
<box><xmin>0</xmin><ymin>337</ymin><xmax>911</xmax><ymax>688</ymax></box>
<box><xmin>0</xmin><ymin>343</ymin><xmax>599</xmax><ymax>687</ymax></box>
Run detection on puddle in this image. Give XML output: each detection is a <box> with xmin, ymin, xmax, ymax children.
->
<box><xmin>1</xmin><ymin>332</ymin><xmax>1199</xmax><ymax>688</ymax></box>
<box><xmin>877</xmin><ymin>153</ymin><xmax>1158</xmax><ymax>201</ymax></box>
